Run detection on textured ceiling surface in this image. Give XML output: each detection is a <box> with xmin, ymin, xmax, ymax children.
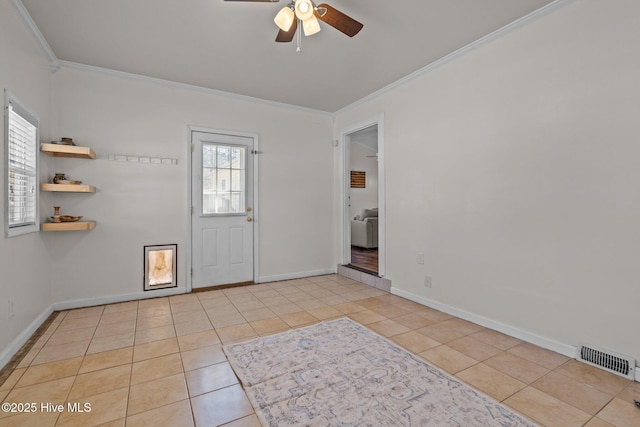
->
<box><xmin>21</xmin><ymin>0</ymin><xmax>555</xmax><ymax>112</ymax></box>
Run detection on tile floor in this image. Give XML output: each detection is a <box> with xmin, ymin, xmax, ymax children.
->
<box><xmin>1</xmin><ymin>274</ymin><xmax>639</xmax><ymax>426</ymax></box>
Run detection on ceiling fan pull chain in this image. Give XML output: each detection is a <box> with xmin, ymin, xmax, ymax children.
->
<box><xmin>296</xmin><ymin>19</ymin><xmax>302</xmax><ymax>52</ymax></box>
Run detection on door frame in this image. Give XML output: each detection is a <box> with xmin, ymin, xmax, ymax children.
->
<box><xmin>187</xmin><ymin>126</ymin><xmax>260</xmax><ymax>292</ymax></box>
<box><xmin>339</xmin><ymin>114</ymin><xmax>385</xmax><ymax>277</ymax></box>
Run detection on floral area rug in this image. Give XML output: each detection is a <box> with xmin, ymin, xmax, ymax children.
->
<box><xmin>223</xmin><ymin>317</ymin><xmax>538</xmax><ymax>426</ymax></box>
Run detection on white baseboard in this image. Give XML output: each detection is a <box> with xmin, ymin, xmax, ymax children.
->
<box><xmin>0</xmin><ymin>304</ymin><xmax>55</xmax><ymax>370</ymax></box>
<box><xmin>258</xmin><ymin>269</ymin><xmax>336</xmax><ymax>283</ymax></box>
<box><xmin>52</xmin><ymin>286</ymin><xmax>188</xmax><ymax>311</ymax></box>
<box><xmin>391</xmin><ymin>287</ymin><xmax>576</xmax><ymax>359</ymax></box>
<box><xmin>636</xmin><ymin>367</ymin><xmax>640</xmax><ymax>382</ymax></box>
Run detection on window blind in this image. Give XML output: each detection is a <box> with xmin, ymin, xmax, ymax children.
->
<box><xmin>7</xmin><ymin>103</ymin><xmax>37</xmax><ymax>228</ymax></box>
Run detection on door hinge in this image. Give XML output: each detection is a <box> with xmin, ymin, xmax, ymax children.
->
<box><xmin>190</xmin><ymin>143</ymin><xmax>194</xmax><ymax>153</ymax></box>
<box><xmin>190</xmin><ymin>206</ymin><xmax>193</xmax><ymax>214</ymax></box>
<box><xmin>190</xmin><ymin>268</ymin><xmax>193</xmax><ymax>276</ymax></box>
<box><xmin>251</xmin><ymin>149</ymin><xmax>263</xmax><ymax>155</ymax></box>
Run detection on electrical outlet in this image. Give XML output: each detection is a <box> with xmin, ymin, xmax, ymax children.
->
<box><xmin>8</xmin><ymin>298</ymin><xmax>15</xmax><ymax>318</ymax></box>
<box><xmin>424</xmin><ymin>276</ymin><xmax>432</xmax><ymax>288</ymax></box>
<box><xmin>417</xmin><ymin>252</ymin><xmax>424</xmax><ymax>264</ymax></box>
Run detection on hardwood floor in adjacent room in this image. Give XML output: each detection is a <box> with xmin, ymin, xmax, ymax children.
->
<box><xmin>350</xmin><ymin>246</ymin><xmax>378</xmax><ymax>274</ymax></box>
<box><xmin>1</xmin><ymin>275</ymin><xmax>638</xmax><ymax>426</ymax></box>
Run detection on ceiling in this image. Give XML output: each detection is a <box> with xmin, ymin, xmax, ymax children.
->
<box><xmin>21</xmin><ymin>0</ymin><xmax>555</xmax><ymax>112</ymax></box>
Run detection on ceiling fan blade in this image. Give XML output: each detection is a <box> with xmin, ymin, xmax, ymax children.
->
<box><xmin>315</xmin><ymin>3</ymin><xmax>363</xmax><ymax>37</ymax></box>
<box><xmin>275</xmin><ymin>18</ymin><xmax>297</xmax><ymax>42</ymax></box>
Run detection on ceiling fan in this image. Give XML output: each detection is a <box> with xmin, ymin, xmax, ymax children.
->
<box><xmin>224</xmin><ymin>0</ymin><xmax>363</xmax><ymax>45</ymax></box>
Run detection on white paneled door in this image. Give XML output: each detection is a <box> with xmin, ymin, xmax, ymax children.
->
<box><xmin>191</xmin><ymin>130</ymin><xmax>255</xmax><ymax>289</ymax></box>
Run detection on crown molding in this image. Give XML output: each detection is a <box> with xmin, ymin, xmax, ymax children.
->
<box><xmin>333</xmin><ymin>0</ymin><xmax>575</xmax><ymax>117</ymax></box>
<box><xmin>11</xmin><ymin>0</ymin><xmax>60</xmax><ymax>71</ymax></box>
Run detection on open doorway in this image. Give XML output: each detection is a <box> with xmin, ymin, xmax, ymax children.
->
<box><xmin>346</xmin><ymin>124</ymin><xmax>380</xmax><ymax>274</ymax></box>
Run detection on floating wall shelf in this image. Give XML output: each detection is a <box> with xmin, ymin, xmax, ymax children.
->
<box><xmin>40</xmin><ymin>183</ymin><xmax>96</xmax><ymax>193</ymax></box>
<box><xmin>41</xmin><ymin>221</ymin><xmax>96</xmax><ymax>232</ymax></box>
<box><xmin>41</xmin><ymin>143</ymin><xmax>96</xmax><ymax>159</ymax></box>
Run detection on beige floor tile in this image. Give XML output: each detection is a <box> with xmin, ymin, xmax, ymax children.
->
<box><xmin>136</xmin><ymin>314</ymin><xmax>174</xmax><ymax>330</ymax></box>
<box><xmin>131</xmin><ymin>353</ymin><xmax>184</xmax><ymax>385</ymax></box>
<box><xmin>0</xmin><ymin>410</ymin><xmax>59</xmax><ymax>427</ymax></box>
<box><xmin>99</xmin><ymin>309</ymin><xmax>137</xmax><ymax>325</ymax></box>
<box><xmin>366</xmin><ymin>319</ymin><xmax>412</xmax><ymax>337</ymax></box>
<box><xmin>448</xmin><ymin>336</ymin><xmax>502</xmax><ymax>361</ymax></box>
<box><xmin>555</xmin><ymin>360</ymin><xmax>630</xmax><ymax>396</ymax></box>
<box><xmin>185</xmin><ymin>362</ymin><xmax>239</xmax><ymax>397</ymax></box>
<box><xmin>102</xmin><ymin>301</ymin><xmax>138</xmax><ymax>315</ymax></box>
<box><xmin>138</xmin><ymin>306</ymin><xmax>172</xmax><ymax>319</ymax></box>
<box><xmin>234</xmin><ymin>300</ymin><xmax>267</xmax><ymax>312</ymax></box>
<box><xmin>138</xmin><ymin>298</ymin><xmax>170</xmax><ymax>309</ymax></box>
<box><xmin>483</xmin><ymin>351</ymin><xmax>550</xmax><ymax>384</ymax></box>
<box><xmin>170</xmin><ymin>300</ymin><xmax>204</xmax><ymax>314</ymax></box>
<box><xmin>392</xmin><ymin>313</ymin><xmax>433</xmax><ymax>330</ymax></box>
<box><xmin>1</xmin><ymin>377</ymin><xmax>74</xmax><ymax>420</ymax></box>
<box><xmin>68</xmin><ymin>364</ymin><xmax>131</xmax><ymax>401</ymax></box>
<box><xmin>369</xmin><ymin>304</ymin><xmax>411</xmax><ymax>319</ymax></box>
<box><xmin>456</xmin><ymin>363</ymin><xmax>526</xmax><ymax>401</ymax></box>
<box><xmin>15</xmin><ymin>357</ymin><xmax>83</xmax><ymax>388</ymax></box>
<box><xmin>583</xmin><ymin>418</ymin><xmax>615</xmax><ymax>427</ymax></box>
<box><xmin>390</xmin><ymin>331</ymin><xmax>441</xmax><ymax>354</ymax></box>
<box><xmin>616</xmin><ymin>380</ymin><xmax>640</xmax><ymax>405</ymax></box>
<box><xmin>504</xmin><ymin>386</ymin><xmax>592</xmax><ymax>427</ymax></box>
<box><xmin>221</xmin><ymin>414</ymin><xmax>262</xmax><ymax>427</ymax></box>
<box><xmin>0</xmin><ymin>368</ymin><xmax>26</xmax><ymax>391</ymax></box>
<box><xmin>191</xmin><ymin>384</ymin><xmax>254</xmax><ymax>426</ymax></box>
<box><xmin>79</xmin><ymin>347</ymin><xmax>133</xmax><ymax>374</ymax></box>
<box><xmin>470</xmin><ymin>328</ymin><xmax>523</xmax><ymax>351</ymax></box>
<box><xmin>279</xmin><ymin>311</ymin><xmax>318</xmax><ymax>328</ymax></box>
<box><xmin>64</xmin><ymin>306</ymin><xmax>105</xmax><ymax>320</ymax></box>
<box><xmin>595</xmin><ymin>397</ymin><xmax>640</xmax><ymax>426</ymax></box>
<box><xmin>507</xmin><ymin>342</ymin><xmax>570</xmax><ymax>370</ymax></box>
<box><xmin>332</xmin><ymin>302</ymin><xmax>367</xmax><ymax>314</ymax></box>
<box><xmin>133</xmin><ymin>337</ymin><xmax>180</xmax><ymax>362</ymax></box>
<box><xmin>172</xmin><ymin>310</ymin><xmax>208</xmax><ymax>325</ymax></box>
<box><xmin>216</xmin><ymin>323</ymin><xmax>258</xmax><ymax>344</ymax></box>
<box><xmin>439</xmin><ymin>318</ymin><xmax>485</xmax><ymax>335</ymax></box>
<box><xmin>94</xmin><ymin>320</ymin><xmax>137</xmax><ymax>338</ymax></box>
<box><xmin>306</xmin><ymin>306</ymin><xmax>343</xmax><ymax>321</ymax></box>
<box><xmin>250</xmin><ymin>317</ymin><xmax>290</xmax><ymax>335</ymax></box>
<box><xmin>87</xmin><ymin>332</ymin><xmax>134</xmax><ymax>354</ymax></box>
<box><xmin>46</xmin><ymin>327</ymin><xmax>96</xmax><ymax>346</ymax></box>
<box><xmin>32</xmin><ymin>340</ymin><xmax>90</xmax><ymax>365</ymax></box>
<box><xmin>412</xmin><ymin>306</ymin><xmax>450</xmax><ymax>320</ymax></box>
<box><xmin>174</xmin><ymin>318</ymin><xmax>213</xmax><ymax>337</ymax></box>
<box><xmin>537</xmin><ymin>371</ymin><xmax>614</xmax><ymax>416</ymax></box>
<box><xmin>392</xmin><ymin>300</ymin><xmax>427</xmax><ymax>312</ymax></box>
<box><xmin>416</xmin><ymin>324</ymin><xmax>465</xmax><ymax>343</ymax></box>
<box><xmin>57</xmin><ymin>316</ymin><xmax>100</xmax><ymax>332</ymax></box>
<box><xmin>178</xmin><ymin>330</ymin><xmax>221</xmax><ymax>352</ymax></box>
<box><xmin>127</xmin><ymin>373</ymin><xmax>189</xmax><ymax>416</ymax></box>
<box><xmin>58</xmin><ymin>387</ymin><xmax>129</xmax><ymax>427</ymax></box>
<box><xmin>296</xmin><ymin>299</ymin><xmax>327</xmax><ymax>310</ymax></box>
<box><xmin>419</xmin><ymin>345</ymin><xmax>478</xmax><ymax>374</ymax></box>
<box><xmin>209</xmin><ymin>312</ymin><xmax>248</xmax><ymax>329</ymax></box>
<box><xmin>347</xmin><ymin>309</ymin><xmax>387</xmax><ymax>325</ymax></box>
<box><xmin>269</xmin><ymin>303</ymin><xmax>303</xmax><ymax>316</ymax></box>
<box><xmin>181</xmin><ymin>345</ymin><xmax>227</xmax><ymax>371</ymax></box>
<box><xmin>241</xmin><ymin>307</ymin><xmax>276</xmax><ymax>322</ymax></box>
<box><xmin>319</xmin><ymin>295</ymin><xmax>348</xmax><ymax>305</ymax></box>
<box><xmin>134</xmin><ymin>325</ymin><xmax>176</xmax><ymax>345</ymax></box>
<box><xmin>126</xmin><ymin>399</ymin><xmax>194</xmax><ymax>427</ymax></box>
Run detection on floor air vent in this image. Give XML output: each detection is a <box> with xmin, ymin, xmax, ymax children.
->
<box><xmin>576</xmin><ymin>343</ymin><xmax>635</xmax><ymax>380</ymax></box>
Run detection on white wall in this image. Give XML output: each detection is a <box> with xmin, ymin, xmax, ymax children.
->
<box><xmin>349</xmin><ymin>142</ymin><xmax>378</xmax><ymax>218</ymax></box>
<box><xmin>0</xmin><ymin>0</ymin><xmax>54</xmax><ymax>361</ymax></box>
<box><xmin>335</xmin><ymin>0</ymin><xmax>640</xmax><ymax>361</ymax></box>
<box><xmin>50</xmin><ymin>66</ymin><xmax>335</xmax><ymax>301</ymax></box>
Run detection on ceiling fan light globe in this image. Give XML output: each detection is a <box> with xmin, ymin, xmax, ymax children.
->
<box><xmin>274</xmin><ymin>6</ymin><xmax>295</xmax><ymax>31</ymax></box>
<box><xmin>302</xmin><ymin>15</ymin><xmax>321</xmax><ymax>36</ymax></box>
<box><xmin>294</xmin><ymin>0</ymin><xmax>314</xmax><ymax>21</ymax></box>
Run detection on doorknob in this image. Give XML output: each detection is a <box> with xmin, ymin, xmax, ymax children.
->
<box><xmin>247</xmin><ymin>217</ymin><xmax>253</xmax><ymax>222</ymax></box>
<box><xmin>247</xmin><ymin>207</ymin><xmax>252</xmax><ymax>212</ymax></box>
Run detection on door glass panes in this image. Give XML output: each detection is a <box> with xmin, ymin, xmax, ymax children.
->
<box><xmin>202</xmin><ymin>143</ymin><xmax>246</xmax><ymax>214</ymax></box>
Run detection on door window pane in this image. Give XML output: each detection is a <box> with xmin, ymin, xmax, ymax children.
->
<box><xmin>202</xmin><ymin>143</ymin><xmax>246</xmax><ymax>214</ymax></box>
